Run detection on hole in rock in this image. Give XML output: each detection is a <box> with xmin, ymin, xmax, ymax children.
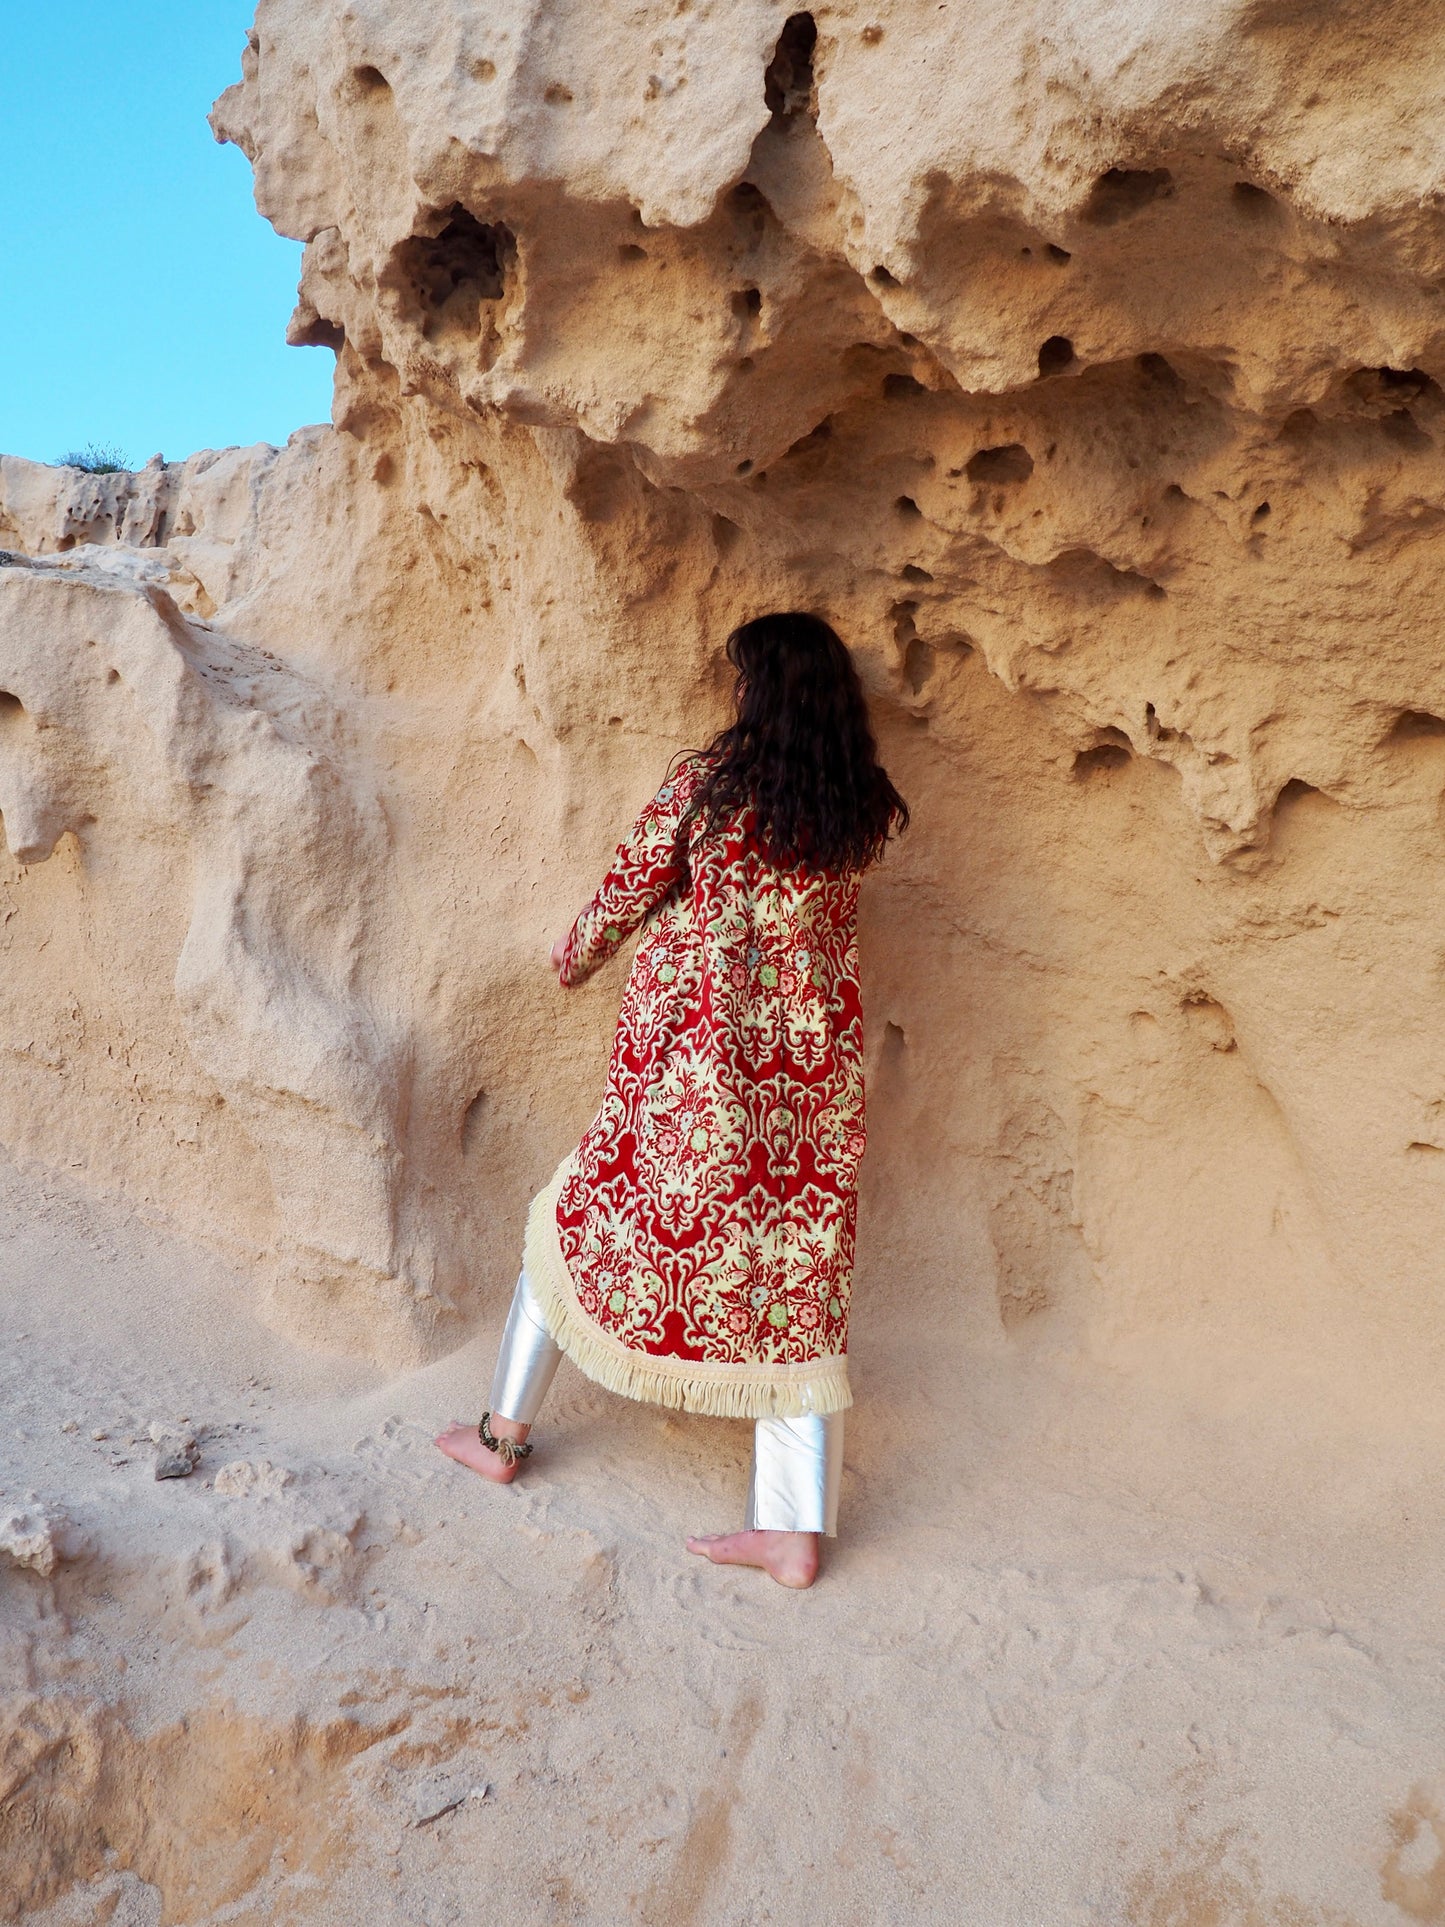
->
<box><xmin>894</xmin><ymin>495</ymin><xmax>922</xmax><ymax>519</ymax></box>
<box><xmin>1340</xmin><ymin>365</ymin><xmax>1438</xmax><ymax>415</ymax></box>
<box><xmin>1407</xmin><ymin>1141</ymin><xmax>1445</xmax><ymax>1157</ymax></box>
<box><xmin>471</xmin><ymin>57</ymin><xmax>497</xmax><ymax>82</ymax></box>
<box><xmin>543</xmin><ymin>83</ymin><xmax>574</xmax><ymax>104</ymax></box>
<box><xmin>711</xmin><ymin>514</ymin><xmax>741</xmax><ymax>556</ymax></box>
<box><xmin>1137</xmin><ymin>351</ymin><xmax>1180</xmax><ymax>386</ymax></box>
<box><xmin>55</xmin><ymin>535</ymin><xmax>75</xmax><ymax>553</ymax></box>
<box><xmin>352</xmin><ymin>65</ymin><xmax>389</xmax><ymax>94</ymax></box>
<box><xmin>617</xmin><ymin>243</ymin><xmax>647</xmax><ymax>262</ymax></box>
<box><xmin>735</xmin><ymin>459</ymin><xmax>754</xmax><ymax>476</ymax></box>
<box><xmin>900</xmin><ymin>564</ymin><xmax>933</xmax><ymax>583</ymax></box>
<box><xmin>566</xmin><ymin>451</ymin><xmax>632</xmax><ymax>524</ymax></box>
<box><xmin>1081</xmin><ymin>166</ymin><xmax>1174</xmax><ymax>226</ymax></box>
<box><xmin>732</xmin><ymin>286</ymin><xmax>762</xmax><ymax>319</ymax></box>
<box><xmin>1383</xmin><ymin>409</ymin><xmax>1431</xmax><ymax>450</ymax></box>
<box><xmin>460</xmin><ymin>1088</ymin><xmax>487</xmax><ymax>1155</ymax></box>
<box><xmin>889</xmin><ymin>600</ymin><xmax>918</xmax><ymax>646</ymax></box>
<box><xmin>898</xmin><ymin>331</ymin><xmax>919</xmax><ymax>347</ymax></box>
<box><xmin>1275</xmin><ymin>777</ymin><xmax>1324</xmax><ymax>806</ymax></box>
<box><xmin>1045</xmin><ymin>243</ymin><xmax>1071</xmax><ymax>263</ymax></box>
<box><xmin>764</xmin><ymin>12</ymin><xmax>816</xmax><ymax>118</ymax></box>
<box><xmin>1232</xmin><ymin>180</ymin><xmax>1276</xmax><ymax>216</ymax></box>
<box><xmin>0</xmin><ymin>691</ymin><xmax>24</xmax><ymax>719</ymax></box>
<box><xmin>1144</xmin><ymin>702</ymin><xmax>1178</xmax><ymax>743</ymax></box>
<box><xmin>401</xmin><ymin>206</ymin><xmax>513</xmax><ymax>327</ymax></box>
<box><xmin>1252</xmin><ymin>501</ymin><xmax>1271</xmax><ymax>522</ymax></box>
<box><xmin>861</xmin><ymin>24</ymin><xmax>883</xmax><ymax>44</ymax></box>
<box><xmin>105</xmin><ymin>669</ymin><xmax>120</xmax><ymax>685</ymax></box>
<box><xmin>966</xmin><ymin>444</ymin><xmax>1034</xmax><ymax>485</ymax></box>
<box><xmin>1073</xmin><ymin>739</ymin><xmax>1131</xmax><ymax>777</ymax></box>
<box><xmin>903</xmin><ymin>637</ymin><xmax>934</xmax><ymax>696</ymax></box>
<box><xmin>1181</xmin><ymin>991</ymin><xmax>1236</xmax><ymax>1051</ymax></box>
<box><xmin>1390</xmin><ymin>710</ymin><xmax>1445</xmax><ymax>740</ymax></box>
<box><xmin>1364</xmin><ymin>367</ymin><xmax>1439</xmax><ymax>403</ymax></box>
<box><xmin>1037</xmin><ymin>335</ymin><xmax>1075</xmax><ymax>378</ymax></box>
<box><xmin>737</xmin><ymin>355</ymin><xmax>755</xmax><ymax>372</ymax></box>
<box><xmin>727</xmin><ymin>183</ymin><xmax>771</xmax><ymax>244</ymax></box>
<box><xmin>870</xmin><ymin>264</ymin><xmax>900</xmax><ymax>287</ymax></box>
<box><xmin>785</xmin><ymin>419</ymin><xmax>833</xmax><ymax>457</ymax></box>
<box><xmin>883</xmin><ymin>372</ymin><xmax>926</xmax><ymax>398</ymax></box>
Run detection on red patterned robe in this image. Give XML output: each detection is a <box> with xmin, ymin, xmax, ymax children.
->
<box><xmin>522</xmin><ymin>753</ymin><xmax>864</xmax><ymax>1418</ymax></box>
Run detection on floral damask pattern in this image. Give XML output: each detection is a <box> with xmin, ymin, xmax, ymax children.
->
<box><xmin>556</xmin><ymin>755</ymin><xmax>865</xmax><ymax>1389</ymax></box>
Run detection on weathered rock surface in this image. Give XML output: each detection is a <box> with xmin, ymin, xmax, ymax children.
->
<box><xmin>211</xmin><ymin>1457</ymin><xmax>292</xmax><ymax>1499</ymax></box>
<box><xmin>4</xmin><ymin>0</ymin><xmax>1445</xmax><ymax>1407</ymax></box>
<box><xmin>147</xmin><ymin>1423</ymin><xmax>199</xmax><ymax>1481</ymax></box>
<box><xmin>3</xmin><ymin>7</ymin><xmax>1445</xmax><ymax>1910</ymax></box>
<box><xmin>0</xmin><ymin>1499</ymin><xmax>84</xmax><ymax>1577</ymax></box>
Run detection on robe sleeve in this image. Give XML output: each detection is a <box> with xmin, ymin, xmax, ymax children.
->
<box><xmin>559</xmin><ymin>763</ymin><xmax>699</xmax><ymax>988</ymax></box>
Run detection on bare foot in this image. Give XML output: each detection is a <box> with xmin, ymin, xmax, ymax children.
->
<box><xmin>685</xmin><ymin>1528</ymin><xmax>821</xmax><ymax>1589</ymax></box>
<box><xmin>434</xmin><ymin>1419</ymin><xmax>528</xmax><ymax>1485</ymax></box>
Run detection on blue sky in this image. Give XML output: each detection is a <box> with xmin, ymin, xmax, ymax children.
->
<box><xmin>0</xmin><ymin>4</ymin><xmax>335</xmax><ymax>468</ymax></box>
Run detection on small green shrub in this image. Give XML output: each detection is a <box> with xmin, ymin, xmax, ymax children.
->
<box><xmin>56</xmin><ymin>442</ymin><xmax>130</xmax><ymax>474</ymax></box>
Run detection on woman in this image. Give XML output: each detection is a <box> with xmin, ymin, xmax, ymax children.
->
<box><xmin>437</xmin><ymin>611</ymin><xmax>908</xmax><ymax>1588</ymax></box>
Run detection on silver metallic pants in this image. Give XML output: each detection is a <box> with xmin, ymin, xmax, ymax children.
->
<box><xmin>489</xmin><ymin>1270</ymin><xmax>843</xmax><ymax>1536</ymax></box>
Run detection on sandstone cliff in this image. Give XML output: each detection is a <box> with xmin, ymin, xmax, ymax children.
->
<box><xmin>4</xmin><ymin>0</ymin><xmax>1445</xmax><ymax>1404</ymax></box>
<box><xmin>4</xmin><ymin>6</ymin><xmax>1445</xmax><ymax>1917</ymax></box>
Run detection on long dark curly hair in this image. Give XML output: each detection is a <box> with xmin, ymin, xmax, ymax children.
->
<box><xmin>671</xmin><ymin>611</ymin><xmax>909</xmax><ymax>884</ymax></box>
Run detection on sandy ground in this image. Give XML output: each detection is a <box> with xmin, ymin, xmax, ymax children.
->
<box><xmin>2</xmin><ymin>1150</ymin><xmax>1444</xmax><ymax>1927</ymax></box>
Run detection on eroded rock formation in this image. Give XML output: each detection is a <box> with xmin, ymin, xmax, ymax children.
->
<box><xmin>9</xmin><ymin>6</ymin><xmax>1445</xmax><ymax>1922</ymax></box>
<box><xmin>3</xmin><ymin>0</ymin><xmax>1445</xmax><ymax>1414</ymax></box>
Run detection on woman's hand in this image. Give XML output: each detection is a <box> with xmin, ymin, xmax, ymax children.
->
<box><xmin>550</xmin><ymin>935</ymin><xmax>569</xmax><ymax>977</ymax></box>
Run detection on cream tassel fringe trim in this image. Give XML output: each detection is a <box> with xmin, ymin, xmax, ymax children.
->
<box><xmin>522</xmin><ymin>1155</ymin><xmax>853</xmax><ymax>1421</ymax></box>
